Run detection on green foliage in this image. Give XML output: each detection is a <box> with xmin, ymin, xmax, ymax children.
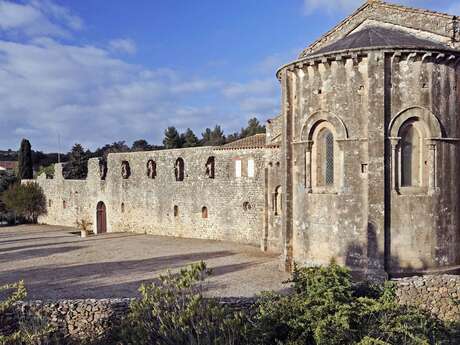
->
<box><xmin>253</xmin><ymin>263</ymin><xmax>452</xmax><ymax>345</ymax></box>
<box><xmin>117</xmin><ymin>261</ymin><xmax>250</xmax><ymax>345</ymax></box>
<box><xmin>1</xmin><ymin>182</ymin><xmax>46</xmax><ymax>223</ymax></box>
<box><xmin>163</xmin><ymin>127</ymin><xmax>183</xmax><ymax>149</ymax></box>
<box><xmin>201</xmin><ymin>125</ymin><xmax>226</xmax><ymax>146</ymax></box>
<box><xmin>0</xmin><ymin>282</ymin><xmax>55</xmax><ymax>345</ymax></box>
<box><xmin>63</xmin><ymin>144</ymin><xmax>89</xmax><ymax>179</ymax></box>
<box><xmin>182</xmin><ymin>128</ymin><xmax>200</xmax><ymax>148</ymax></box>
<box><xmin>37</xmin><ymin>165</ymin><xmax>54</xmax><ymax>179</ymax></box>
<box><xmin>240</xmin><ymin>117</ymin><xmax>266</xmax><ymax>138</ymax></box>
<box><xmin>17</xmin><ymin>139</ymin><xmax>33</xmax><ymax>180</ymax></box>
<box><xmin>131</xmin><ymin>139</ymin><xmax>152</xmax><ymax>151</ymax></box>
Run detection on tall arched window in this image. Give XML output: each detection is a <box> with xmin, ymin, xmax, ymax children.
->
<box><xmin>400</xmin><ymin>122</ymin><xmax>422</xmax><ymax>187</ymax></box>
<box><xmin>175</xmin><ymin>158</ymin><xmax>184</xmax><ymax>181</ymax></box>
<box><xmin>202</xmin><ymin>206</ymin><xmax>208</xmax><ymax>218</ymax></box>
<box><xmin>205</xmin><ymin>157</ymin><xmax>215</xmax><ymax>179</ymax></box>
<box><xmin>316</xmin><ymin>128</ymin><xmax>334</xmax><ymax>186</ymax></box>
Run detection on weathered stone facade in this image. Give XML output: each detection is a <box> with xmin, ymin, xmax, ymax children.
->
<box><xmin>32</xmin><ymin>1</ymin><xmax>460</xmax><ymax>278</ymax></box>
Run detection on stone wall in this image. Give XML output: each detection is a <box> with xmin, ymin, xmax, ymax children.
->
<box><xmin>1</xmin><ymin>276</ymin><xmax>458</xmax><ymax>343</ymax></box>
<box><xmin>34</xmin><ymin>146</ymin><xmax>280</xmax><ymax>249</ymax></box>
<box><xmin>394</xmin><ymin>275</ymin><xmax>460</xmax><ymax>322</ymax></box>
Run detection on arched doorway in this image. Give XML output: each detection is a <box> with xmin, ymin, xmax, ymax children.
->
<box><xmin>96</xmin><ymin>201</ymin><xmax>107</xmax><ymax>234</ymax></box>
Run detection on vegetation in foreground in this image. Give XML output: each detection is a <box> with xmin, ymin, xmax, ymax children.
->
<box><xmin>1</xmin><ymin>263</ymin><xmax>458</xmax><ymax>345</ymax></box>
<box><xmin>0</xmin><ymin>182</ymin><xmax>46</xmax><ymax>224</ymax></box>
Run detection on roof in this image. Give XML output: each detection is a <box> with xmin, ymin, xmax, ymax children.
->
<box><xmin>218</xmin><ymin>134</ymin><xmax>267</xmax><ymax>150</ymax></box>
<box><xmin>310</xmin><ymin>26</ymin><xmax>449</xmax><ymax>56</ymax></box>
<box><xmin>299</xmin><ymin>0</ymin><xmax>459</xmax><ymax>58</ymax></box>
<box><xmin>0</xmin><ymin>161</ymin><xmax>17</xmax><ymax>170</ymax></box>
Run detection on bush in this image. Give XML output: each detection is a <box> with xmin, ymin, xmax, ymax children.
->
<box><xmin>117</xmin><ymin>261</ymin><xmax>250</xmax><ymax>345</ymax></box>
<box><xmin>1</xmin><ymin>183</ymin><xmax>46</xmax><ymax>223</ymax></box>
<box><xmin>0</xmin><ymin>281</ymin><xmax>54</xmax><ymax>345</ymax></box>
<box><xmin>252</xmin><ymin>263</ymin><xmax>452</xmax><ymax>345</ymax></box>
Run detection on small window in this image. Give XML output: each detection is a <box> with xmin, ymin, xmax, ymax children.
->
<box><xmin>121</xmin><ymin>203</ymin><xmax>125</xmax><ymax>213</ymax></box>
<box><xmin>48</xmin><ymin>199</ymin><xmax>52</xmax><ymax>208</ymax></box>
<box><xmin>235</xmin><ymin>160</ymin><xmax>242</xmax><ymax>178</ymax></box>
<box><xmin>174</xmin><ymin>205</ymin><xmax>179</xmax><ymax>217</ymax></box>
<box><xmin>243</xmin><ymin>201</ymin><xmax>251</xmax><ymax>211</ymax></box>
<box><xmin>401</xmin><ymin>123</ymin><xmax>421</xmax><ymax>187</ymax></box>
<box><xmin>274</xmin><ymin>186</ymin><xmax>282</xmax><ymax>216</ymax></box>
<box><xmin>63</xmin><ymin>200</ymin><xmax>67</xmax><ymax>209</ymax></box>
<box><xmin>99</xmin><ymin>159</ymin><xmax>107</xmax><ymax>180</ymax></box>
<box><xmin>205</xmin><ymin>157</ymin><xmax>215</xmax><ymax>179</ymax></box>
<box><xmin>248</xmin><ymin>159</ymin><xmax>255</xmax><ymax>178</ymax></box>
<box><xmin>121</xmin><ymin>161</ymin><xmax>131</xmax><ymax>179</ymax></box>
<box><xmin>147</xmin><ymin>160</ymin><xmax>157</xmax><ymax>179</ymax></box>
<box><xmin>175</xmin><ymin>158</ymin><xmax>185</xmax><ymax>181</ymax></box>
<box><xmin>316</xmin><ymin>128</ymin><xmax>334</xmax><ymax>187</ymax></box>
<box><xmin>202</xmin><ymin>206</ymin><xmax>208</xmax><ymax>219</ymax></box>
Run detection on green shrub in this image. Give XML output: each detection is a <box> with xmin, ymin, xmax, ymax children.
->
<box><xmin>252</xmin><ymin>263</ymin><xmax>452</xmax><ymax>345</ymax></box>
<box><xmin>1</xmin><ymin>182</ymin><xmax>46</xmax><ymax>223</ymax></box>
<box><xmin>117</xmin><ymin>261</ymin><xmax>250</xmax><ymax>345</ymax></box>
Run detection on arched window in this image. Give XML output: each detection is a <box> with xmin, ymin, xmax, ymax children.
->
<box><xmin>147</xmin><ymin>160</ymin><xmax>157</xmax><ymax>179</ymax></box>
<box><xmin>174</xmin><ymin>205</ymin><xmax>179</xmax><ymax>217</ymax></box>
<box><xmin>274</xmin><ymin>186</ymin><xmax>282</xmax><ymax>216</ymax></box>
<box><xmin>99</xmin><ymin>159</ymin><xmax>107</xmax><ymax>180</ymax></box>
<box><xmin>175</xmin><ymin>158</ymin><xmax>184</xmax><ymax>181</ymax></box>
<box><xmin>48</xmin><ymin>199</ymin><xmax>52</xmax><ymax>208</ymax></box>
<box><xmin>121</xmin><ymin>202</ymin><xmax>125</xmax><ymax>213</ymax></box>
<box><xmin>202</xmin><ymin>206</ymin><xmax>208</xmax><ymax>218</ymax></box>
<box><xmin>121</xmin><ymin>161</ymin><xmax>131</xmax><ymax>179</ymax></box>
<box><xmin>63</xmin><ymin>200</ymin><xmax>67</xmax><ymax>209</ymax></box>
<box><xmin>243</xmin><ymin>201</ymin><xmax>251</xmax><ymax>211</ymax></box>
<box><xmin>205</xmin><ymin>157</ymin><xmax>215</xmax><ymax>179</ymax></box>
<box><xmin>316</xmin><ymin>128</ymin><xmax>335</xmax><ymax>186</ymax></box>
<box><xmin>400</xmin><ymin>122</ymin><xmax>422</xmax><ymax>187</ymax></box>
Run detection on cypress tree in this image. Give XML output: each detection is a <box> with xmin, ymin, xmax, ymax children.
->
<box><xmin>18</xmin><ymin>138</ymin><xmax>33</xmax><ymax>180</ymax></box>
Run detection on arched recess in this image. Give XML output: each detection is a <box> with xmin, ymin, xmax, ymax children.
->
<box><xmin>389</xmin><ymin>106</ymin><xmax>443</xmax><ymax>139</ymax></box>
<box><xmin>300</xmin><ymin>110</ymin><xmax>349</xmax><ymax>141</ymax></box>
<box><xmin>388</xmin><ymin>106</ymin><xmax>443</xmax><ymax>193</ymax></box>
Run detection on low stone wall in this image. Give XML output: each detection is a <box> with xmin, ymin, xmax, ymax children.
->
<box><xmin>394</xmin><ymin>275</ymin><xmax>460</xmax><ymax>322</ymax></box>
<box><xmin>1</xmin><ymin>276</ymin><xmax>459</xmax><ymax>343</ymax></box>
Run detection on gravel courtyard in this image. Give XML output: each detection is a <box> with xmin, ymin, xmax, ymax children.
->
<box><xmin>0</xmin><ymin>225</ymin><xmax>290</xmax><ymax>300</ymax></box>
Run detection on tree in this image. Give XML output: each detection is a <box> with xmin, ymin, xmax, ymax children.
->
<box><xmin>63</xmin><ymin>143</ymin><xmax>88</xmax><ymax>179</ymax></box>
<box><xmin>17</xmin><ymin>139</ymin><xmax>33</xmax><ymax>180</ymax></box>
<box><xmin>182</xmin><ymin>128</ymin><xmax>200</xmax><ymax>148</ymax></box>
<box><xmin>163</xmin><ymin>127</ymin><xmax>183</xmax><ymax>149</ymax></box>
<box><xmin>201</xmin><ymin>125</ymin><xmax>226</xmax><ymax>146</ymax></box>
<box><xmin>0</xmin><ymin>171</ymin><xmax>18</xmax><ymax>223</ymax></box>
<box><xmin>132</xmin><ymin>139</ymin><xmax>152</xmax><ymax>152</ymax></box>
<box><xmin>1</xmin><ymin>182</ymin><xmax>47</xmax><ymax>223</ymax></box>
<box><xmin>240</xmin><ymin>117</ymin><xmax>266</xmax><ymax>138</ymax></box>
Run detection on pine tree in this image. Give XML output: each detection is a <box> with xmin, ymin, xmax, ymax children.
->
<box><xmin>63</xmin><ymin>143</ymin><xmax>88</xmax><ymax>179</ymax></box>
<box><xmin>182</xmin><ymin>128</ymin><xmax>200</xmax><ymax>148</ymax></box>
<box><xmin>163</xmin><ymin>127</ymin><xmax>183</xmax><ymax>149</ymax></box>
<box><xmin>201</xmin><ymin>125</ymin><xmax>226</xmax><ymax>146</ymax></box>
<box><xmin>132</xmin><ymin>139</ymin><xmax>152</xmax><ymax>151</ymax></box>
<box><xmin>17</xmin><ymin>138</ymin><xmax>33</xmax><ymax>180</ymax></box>
<box><xmin>240</xmin><ymin>117</ymin><xmax>266</xmax><ymax>138</ymax></box>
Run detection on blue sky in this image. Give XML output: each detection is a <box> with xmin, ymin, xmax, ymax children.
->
<box><xmin>0</xmin><ymin>0</ymin><xmax>458</xmax><ymax>152</ymax></box>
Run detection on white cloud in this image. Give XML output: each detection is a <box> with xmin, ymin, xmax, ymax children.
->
<box><xmin>109</xmin><ymin>38</ymin><xmax>137</xmax><ymax>55</ymax></box>
<box><xmin>222</xmin><ymin>78</ymin><xmax>277</xmax><ymax>98</ymax></box>
<box><xmin>0</xmin><ymin>0</ymin><xmax>83</xmax><ymax>38</ymax></box>
<box><xmin>302</xmin><ymin>0</ymin><xmax>421</xmax><ymax>16</ymax></box>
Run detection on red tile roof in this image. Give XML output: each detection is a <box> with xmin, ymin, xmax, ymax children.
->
<box><xmin>218</xmin><ymin>134</ymin><xmax>267</xmax><ymax>150</ymax></box>
<box><xmin>0</xmin><ymin>161</ymin><xmax>17</xmax><ymax>170</ymax></box>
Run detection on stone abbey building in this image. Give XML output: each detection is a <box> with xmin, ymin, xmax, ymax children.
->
<box><xmin>35</xmin><ymin>1</ymin><xmax>460</xmax><ymax>279</ymax></box>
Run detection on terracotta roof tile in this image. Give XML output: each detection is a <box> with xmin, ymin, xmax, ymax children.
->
<box><xmin>218</xmin><ymin>134</ymin><xmax>267</xmax><ymax>150</ymax></box>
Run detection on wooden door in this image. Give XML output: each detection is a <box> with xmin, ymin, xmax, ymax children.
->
<box><xmin>96</xmin><ymin>202</ymin><xmax>107</xmax><ymax>234</ymax></box>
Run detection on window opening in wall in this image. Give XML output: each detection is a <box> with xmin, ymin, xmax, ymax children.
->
<box><xmin>121</xmin><ymin>161</ymin><xmax>131</xmax><ymax>179</ymax></box>
<box><xmin>121</xmin><ymin>203</ymin><xmax>125</xmax><ymax>213</ymax></box>
<box><xmin>174</xmin><ymin>205</ymin><xmax>179</xmax><ymax>217</ymax></box>
<box><xmin>205</xmin><ymin>156</ymin><xmax>215</xmax><ymax>179</ymax></box>
<box><xmin>243</xmin><ymin>201</ymin><xmax>251</xmax><ymax>211</ymax></box>
<box><xmin>99</xmin><ymin>158</ymin><xmax>107</xmax><ymax>180</ymax></box>
<box><xmin>202</xmin><ymin>206</ymin><xmax>208</xmax><ymax>219</ymax></box>
<box><xmin>400</xmin><ymin>123</ymin><xmax>421</xmax><ymax>187</ymax></box>
<box><xmin>235</xmin><ymin>159</ymin><xmax>242</xmax><ymax>178</ymax></box>
<box><xmin>63</xmin><ymin>200</ymin><xmax>66</xmax><ymax>209</ymax></box>
<box><xmin>175</xmin><ymin>158</ymin><xmax>185</xmax><ymax>181</ymax></box>
<box><xmin>325</xmin><ymin>131</ymin><xmax>334</xmax><ymax>185</ymax></box>
<box><xmin>48</xmin><ymin>199</ymin><xmax>52</xmax><ymax>208</ymax></box>
<box><xmin>248</xmin><ymin>159</ymin><xmax>255</xmax><ymax>178</ymax></box>
<box><xmin>147</xmin><ymin>160</ymin><xmax>157</xmax><ymax>179</ymax></box>
<box><xmin>274</xmin><ymin>186</ymin><xmax>282</xmax><ymax>216</ymax></box>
